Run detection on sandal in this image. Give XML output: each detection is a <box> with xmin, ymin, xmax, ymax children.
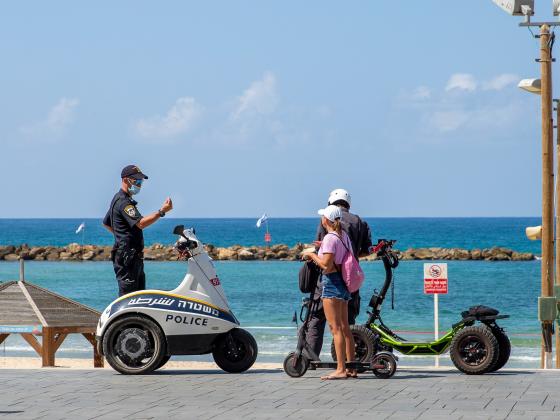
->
<box><xmin>346</xmin><ymin>371</ymin><xmax>358</xmax><ymax>379</ymax></box>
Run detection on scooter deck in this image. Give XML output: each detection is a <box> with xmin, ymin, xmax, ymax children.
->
<box><xmin>310</xmin><ymin>361</ymin><xmax>387</xmax><ymax>370</ymax></box>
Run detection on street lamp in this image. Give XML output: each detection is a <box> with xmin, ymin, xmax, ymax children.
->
<box><xmin>491</xmin><ymin>0</ymin><xmax>558</xmax><ymax>369</ymax></box>
<box><xmin>518</xmin><ymin>78</ymin><xmax>542</xmax><ymax>94</ymax></box>
<box><xmin>492</xmin><ymin>0</ymin><xmax>534</xmax><ymax>16</ymax></box>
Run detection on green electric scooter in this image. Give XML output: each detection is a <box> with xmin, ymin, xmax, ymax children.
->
<box><xmin>332</xmin><ymin>240</ymin><xmax>511</xmax><ymax>375</ymax></box>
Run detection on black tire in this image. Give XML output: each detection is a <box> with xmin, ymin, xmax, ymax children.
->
<box><xmin>283</xmin><ymin>352</ymin><xmax>309</xmax><ymax>378</ymax></box>
<box><xmin>212</xmin><ymin>328</ymin><xmax>258</xmax><ymax>373</ymax></box>
<box><xmin>102</xmin><ymin>315</ymin><xmax>166</xmax><ymax>375</ymax></box>
<box><xmin>331</xmin><ymin>325</ymin><xmax>376</xmax><ymax>374</ymax></box>
<box><xmin>155</xmin><ymin>355</ymin><xmax>171</xmax><ymax>370</ymax></box>
<box><xmin>371</xmin><ymin>352</ymin><xmax>397</xmax><ymax>379</ymax></box>
<box><xmin>488</xmin><ymin>327</ymin><xmax>511</xmax><ymax>372</ymax></box>
<box><xmin>450</xmin><ymin>325</ymin><xmax>499</xmax><ymax>375</ymax></box>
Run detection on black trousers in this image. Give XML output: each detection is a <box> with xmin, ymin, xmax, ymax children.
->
<box><xmin>112</xmin><ymin>248</ymin><xmax>146</xmax><ymax>297</ymax></box>
<box><xmin>305</xmin><ymin>291</ymin><xmax>360</xmax><ymax>358</ymax></box>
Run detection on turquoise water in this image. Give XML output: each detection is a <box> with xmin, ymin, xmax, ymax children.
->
<box><xmin>0</xmin><ymin>259</ymin><xmax>542</xmax><ymax>367</ymax></box>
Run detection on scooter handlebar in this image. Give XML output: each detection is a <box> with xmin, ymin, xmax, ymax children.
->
<box><xmin>370</xmin><ymin>239</ymin><xmax>396</xmax><ymax>255</ymax></box>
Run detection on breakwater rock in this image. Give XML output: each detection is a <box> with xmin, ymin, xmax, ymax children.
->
<box><xmin>0</xmin><ymin>244</ymin><xmax>536</xmax><ymax>262</ymax></box>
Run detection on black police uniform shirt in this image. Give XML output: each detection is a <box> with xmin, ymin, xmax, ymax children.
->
<box><xmin>103</xmin><ymin>189</ymin><xmax>144</xmax><ymax>251</ymax></box>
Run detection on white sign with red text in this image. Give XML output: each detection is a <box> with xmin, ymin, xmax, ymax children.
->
<box><xmin>423</xmin><ymin>263</ymin><xmax>448</xmax><ymax>294</ymax></box>
<box><xmin>423</xmin><ymin>263</ymin><xmax>448</xmax><ymax>367</ymax></box>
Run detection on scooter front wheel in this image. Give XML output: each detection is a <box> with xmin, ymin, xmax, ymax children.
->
<box><xmin>102</xmin><ymin>315</ymin><xmax>166</xmax><ymax>375</ymax></box>
<box><xmin>283</xmin><ymin>352</ymin><xmax>309</xmax><ymax>378</ymax></box>
<box><xmin>212</xmin><ymin>328</ymin><xmax>258</xmax><ymax>373</ymax></box>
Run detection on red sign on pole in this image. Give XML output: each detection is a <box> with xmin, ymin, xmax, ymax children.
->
<box><xmin>423</xmin><ymin>263</ymin><xmax>448</xmax><ymax>294</ymax></box>
<box><xmin>424</xmin><ymin>278</ymin><xmax>448</xmax><ymax>294</ymax></box>
<box><xmin>264</xmin><ymin>233</ymin><xmax>271</xmax><ymax>243</ymax></box>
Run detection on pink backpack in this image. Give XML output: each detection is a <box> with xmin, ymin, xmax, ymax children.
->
<box><xmin>330</xmin><ymin>232</ymin><xmax>365</xmax><ymax>293</ymax></box>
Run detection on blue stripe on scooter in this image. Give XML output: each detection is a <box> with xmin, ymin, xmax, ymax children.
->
<box><xmin>109</xmin><ymin>293</ymin><xmax>238</xmax><ymax>324</ymax></box>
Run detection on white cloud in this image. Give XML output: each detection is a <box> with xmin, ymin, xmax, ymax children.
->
<box><xmin>20</xmin><ymin>97</ymin><xmax>80</xmax><ymax>138</ymax></box>
<box><xmin>411</xmin><ymin>86</ymin><xmax>431</xmax><ymax>100</ymax></box>
<box><xmin>46</xmin><ymin>98</ymin><xmax>79</xmax><ymax>130</ymax></box>
<box><xmin>134</xmin><ymin>97</ymin><xmax>203</xmax><ymax>139</ymax></box>
<box><xmin>231</xmin><ymin>72</ymin><xmax>278</xmax><ymax>120</ymax></box>
<box><xmin>395</xmin><ymin>72</ymin><xmax>526</xmax><ymax>135</ymax></box>
<box><xmin>445</xmin><ymin>73</ymin><xmax>477</xmax><ymax>92</ymax></box>
<box><xmin>482</xmin><ymin>73</ymin><xmax>519</xmax><ymax>91</ymax></box>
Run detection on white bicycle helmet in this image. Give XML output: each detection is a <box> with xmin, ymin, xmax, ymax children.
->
<box><xmin>328</xmin><ymin>188</ymin><xmax>351</xmax><ymax>207</ymax></box>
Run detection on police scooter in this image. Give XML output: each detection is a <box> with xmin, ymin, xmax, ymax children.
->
<box><xmin>96</xmin><ymin>225</ymin><xmax>258</xmax><ymax>375</ymax></box>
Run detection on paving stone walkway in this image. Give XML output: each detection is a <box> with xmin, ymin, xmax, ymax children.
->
<box><xmin>1</xmin><ymin>367</ymin><xmax>559</xmax><ymax>419</ymax></box>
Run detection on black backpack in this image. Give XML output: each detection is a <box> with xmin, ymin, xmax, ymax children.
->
<box><xmin>299</xmin><ymin>261</ymin><xmax>321</xmax><ymax>293</ymax></box>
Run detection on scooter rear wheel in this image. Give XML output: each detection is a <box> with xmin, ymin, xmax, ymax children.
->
<box><xmin>102</xmin><ymin>315</ymin><xmax>166</xmax><ymax>375</ymax></box>
<box><xmin>212</xmin><ymin>328</ymin><xmax>258</xmax><ymax>373</ymax></box>
<box><xmin>283</xmin><ymin>352</ymin><xmax>309</xmax><ymax>378</ymax></box>
<box><xmin>488</xmin><ymin>326</ymin><xmax>511</xmax><ymax>372</ymax></box>
<box><xmin>450</xmin><ymin>325</ymin><xmax>499</xmax><ymax>375</ymax></box>
<box><xmin>371</xmin><ymin>352</ymin><xmax>397</xmax><ymax>379</ymax></box>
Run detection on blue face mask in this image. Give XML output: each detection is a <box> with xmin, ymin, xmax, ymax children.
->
<box><xmin>129</xmin><ymin>185</ymin><xmax>141</xmax><ymax>195</ymax></box>
<box><xmin>128</xmin><ymin>179</ymin><xmax>142</xmax><ymax>195</ymax></box>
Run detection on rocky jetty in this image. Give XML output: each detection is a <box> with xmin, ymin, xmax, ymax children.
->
<box><xmin>0</xmin><ymin>244</ymin><xmax>536</xmax><ymax>262</ymax></box>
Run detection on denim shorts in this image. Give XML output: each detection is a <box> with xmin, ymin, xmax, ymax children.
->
<box><xmin>321</xmin><ymin>272</ymin><xmax>351</xmax><ymax>301</ymax></box>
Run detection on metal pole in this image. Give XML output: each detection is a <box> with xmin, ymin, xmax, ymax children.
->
<box><xmin>556</xmin><ymin>99</ymin><xmax>560</xmax><ymax>369</ymax></box>
<box><xmin>19</xmin><ymin>258</ymin><xmax>25</xmax><ymax>282</ymax></box>
<box><xmin>434</xmin><ymin>293</ymin><xmax>439</xmax><ymax>368</ymax></box>
<box><xmin>540</xmin><ymin>24</ymin><xmax>555</xmax><ymax>369</ymax></box>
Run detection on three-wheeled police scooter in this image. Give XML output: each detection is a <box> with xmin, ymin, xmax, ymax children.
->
<box><xmin>96</xmin><ymin>225</ymin><xmax>258</xmax><ymax>375</ymax></box>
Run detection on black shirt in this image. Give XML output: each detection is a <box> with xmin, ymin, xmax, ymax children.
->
<box><xmin>103</xmin><ymin>189</ymin><xmax>144</xmax><ymax>250</ymax></box>
<box><xmin>315</xmin><ymin>208</ymin><xmax>372</xmax><ymax>259</ymax></box>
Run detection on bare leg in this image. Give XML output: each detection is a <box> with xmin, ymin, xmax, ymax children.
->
<box><xmin>341</xmin><ymin>300</ymin><xmax>357</xmax><ymax>377</ymax></box>
<box><xmin>322</xmin><ymin>298</ymin><xmax>347</xmax><ymax>379</ymax></box>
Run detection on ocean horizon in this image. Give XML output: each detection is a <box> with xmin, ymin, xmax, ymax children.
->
<box><xmin>0</xmin><ymin>217</ymin><xmax>542</xmax><ymax>253</ymax></box>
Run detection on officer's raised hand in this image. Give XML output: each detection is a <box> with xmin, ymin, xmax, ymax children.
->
<box><xmin>161</xmin><ymin>197</ymin><xmax>173</xmax><ymax>213</ymax></box>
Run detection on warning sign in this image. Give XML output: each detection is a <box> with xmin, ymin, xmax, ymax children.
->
<box><xmin>424</xmin><ymin>263</ymin><xmax>448</xmax><ymax>294</ymax></box>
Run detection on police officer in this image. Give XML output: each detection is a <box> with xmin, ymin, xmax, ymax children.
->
<box><xmin>306</xmin><ymin>188</ymin><xmax>372</xmax><ymax>358</ymax></box>
<box><xmin>102</xmin><ymin>165</ymin><xmax>173</xmax><ymax>296</ymax></box>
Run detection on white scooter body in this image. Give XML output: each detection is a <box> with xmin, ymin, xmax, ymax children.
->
<box><xmin>96</xmin><ymin>228</ymin><xmax>240</xmax><ymax>356</ymax></box>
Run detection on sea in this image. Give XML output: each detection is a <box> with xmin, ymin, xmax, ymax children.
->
<box><xmin>0</xmin><ymin>217</ymin><xmax>545</xmax><ymax>367</ymax></box>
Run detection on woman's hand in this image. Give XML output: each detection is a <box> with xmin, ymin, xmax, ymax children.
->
<box><xmin>302</xmin><ymin>250</ymin><xmax>315</xmax><ymax>261</ymax></box>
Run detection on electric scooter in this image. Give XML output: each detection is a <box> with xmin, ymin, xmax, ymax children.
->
<box><xmin>283</xmin><ymin>258</ymin><xmax>398</xmax><ymax>378</ymax></box>
<box><xmin>332</xmin><ymin>239</ymin><xmax>511</xmax><ymax>375</ymax></box>
<box><xmin>96</xmin><ymin>225</ymin><xmax>258</xmax><ymax>375</ymax></box>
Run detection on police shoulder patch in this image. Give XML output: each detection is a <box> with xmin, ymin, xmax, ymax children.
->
<box><xmin>123</xmin><ymin>204</ymin><xmax>138</xmax><ymax>218</ymax></box>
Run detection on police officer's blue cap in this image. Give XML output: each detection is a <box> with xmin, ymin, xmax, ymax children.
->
<box><xmin>121</xmin><ymin>165</ymin><xmax>148</xmax><ymax>180</ymax></box>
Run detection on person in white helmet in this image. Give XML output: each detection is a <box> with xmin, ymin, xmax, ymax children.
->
<box><xmin>306</xmin><ymin>188</ymin><xmax>372</xmax><ymax>360</ymax></box>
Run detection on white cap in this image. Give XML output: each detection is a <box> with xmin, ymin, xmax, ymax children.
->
<box><xmin>328</xmin><ymin>188</ymin><xmax>351</xmax><ymax>207</ymax></box>
<box><xmin>318</xmin><ymin>205</ymin><xmax>343</xmax><ymax>222</ymax></box>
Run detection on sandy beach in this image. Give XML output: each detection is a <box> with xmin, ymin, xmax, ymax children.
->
<box><xmin>0</xmin><ymin>356</ymin><xmax>283</xmax><ymax>371</ymax></box>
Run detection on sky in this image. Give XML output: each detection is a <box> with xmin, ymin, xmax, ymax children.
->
<box><xmin>0</xmin><ymin>1</ymin><xmax>553</xmax><ymax>218</ymax></box>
